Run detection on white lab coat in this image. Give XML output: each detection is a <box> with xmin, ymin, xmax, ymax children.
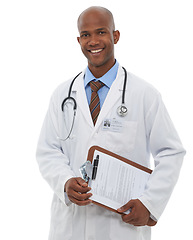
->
<box><xmin>36</xmin><ymin>65</ymin><xmax>185</xmax><ymax>240</ymax></box>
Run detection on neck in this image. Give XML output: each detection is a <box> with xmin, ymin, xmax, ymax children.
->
<box><xmin>88</xmin><ymin>59</ymin><xmax>116</xmax><ymax>78</ymax></box>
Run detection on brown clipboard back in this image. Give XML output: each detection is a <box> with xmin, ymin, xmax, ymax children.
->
<box><xmin>86</xmin><ymin>145</ymin><xmax>152</xmax><ymax>214</ymax></box>
<box><xmin>87</xmin><ymin>146</ymin><xmax>157</xmax><ymax>226</ymax></box>
<box><xmin>87</xmin><ymin>145</ymin><xmax>152</xmax><ymax>174</ymax></box>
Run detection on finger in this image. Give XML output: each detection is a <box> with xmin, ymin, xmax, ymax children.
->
<box><xmin>72</xmin><ymin>184</ymin><xmax>91</xmax><ymax>194</ymax></box>
<box><xmin>147</xmin><ymin>218</ymin><xmax>157</xmax><ymax>226</ymax></box>
<box><xmin>76</xmin><ymin>177</ymin><xmax>89</xmax><ymax>187</ymax></box>
<box><xmin>121</xmin><ymin>214</ymin><xmax>144</xmax><ymax>226</ymax></box>
<box><xmin>68</xmin><ymin>191</ymin><xmax>93</xmax><ymax>206</ymax></box>
<box><xmin>69</xmin><ymin>196</ymin><xmax>92</xmax><ymax>206</ymax></box>
<box><xmin>121</xmin><ymin>212</ymin><xmax>135</xmax><ymax>223</ymax></box>
<box><xmin>69</xmin><ymin>191</ymin><xmax>92</xmax><ymax>201</ymax></box>
<box><xmin>127</xmin><ymin>219</ymin><xmax>143</xmax><ymax>226</ymax></box>
<box><xmin>75</xmin><ymin>178</ymin><xmax>91</xmax><ymax>193</ymax></box>
<box><xmin>130</xmin><ymin>217</ymin><xmax>151</xmax><ymax>227</ymax></box>
<box><xmin>67</xmin><ymin>178</ymin><xmax>91</xmax><ymax>193</ymax></box>
<box><xmin>117</xmin><ymin>200</ymin><xmax>135</xmax><ymax>213</ymax></box>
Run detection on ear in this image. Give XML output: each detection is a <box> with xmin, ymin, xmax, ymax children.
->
<box><xmin>77</xmin><ymin>36</ymin><xmax>80</xmax><ymax>44</ymax></box>
<box><xmin>113</xmin><ymin>30</ymin><xmax>120</xmax><ymax>44</ymax></box>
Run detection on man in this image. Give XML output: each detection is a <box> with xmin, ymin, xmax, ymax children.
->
<box><xmin>36</xmin><ymin>6</ymin><xmax>185</xmax><ymax>240</ymax></box>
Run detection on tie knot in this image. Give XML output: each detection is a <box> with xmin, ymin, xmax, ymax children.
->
<box><xmin>89</xmin><ymin>80</ymin><xmax>104</xmax><ymax>92</ymax></box>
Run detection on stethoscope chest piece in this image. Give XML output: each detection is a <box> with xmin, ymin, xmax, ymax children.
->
<box><xmin>117</xmin><ymin>105</ymin><xmax>128</xmax><ymax>117</ymax></box>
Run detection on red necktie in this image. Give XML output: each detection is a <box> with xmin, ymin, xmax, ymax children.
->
<box><xmin>89</xmin><ymin>81</ymin><xmax>104</xmax><ymax>125</ymax></box>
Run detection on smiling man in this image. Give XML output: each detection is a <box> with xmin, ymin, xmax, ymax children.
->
<box><xmin>36</xmin><ymin>6</ymin><xmax>185</xmax><ymax>240</ymax></box>
<box><xmin>77</xmin><ymin>7</ymin><xmax>119</xmax><ymax>78</ymax></box>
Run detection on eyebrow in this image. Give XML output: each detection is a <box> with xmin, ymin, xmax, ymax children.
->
<box><xmin>80</xmin><ymin>27</ymin><xmax>107</xmax><ymax>34</ymax></box>
<box><xmin>80</xmin><ymin>31</ymin><xmax>89</xmax><ymax>34</ymax></box>
<box><xmin>96</xmin><ymin>28</ymin><xmax>106</xmax><ymax>31</ymax></box>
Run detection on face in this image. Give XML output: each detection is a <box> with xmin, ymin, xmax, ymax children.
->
<box><xmin>77</xmin><ymin>9</ymin><xmax>120</xmax><ymax>76</ymax></box>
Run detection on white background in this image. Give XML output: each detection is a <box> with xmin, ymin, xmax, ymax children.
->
<box><xmin>0</xmin><ymin>0</ymin><xmax>192</xmax><ymax>239</ymax></box>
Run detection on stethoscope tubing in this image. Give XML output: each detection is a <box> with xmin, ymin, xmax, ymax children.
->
<box><xmin>59</xmin><ymin>67</ymin><xmax>128</xmax><ymax>140</ymax></box>
<box><xmin>121</xmin><ymin>67</ymin><xmax>127</xmax><ymax>105</ymax></box>
<box><xmin>61</xmin><ymin>67</ymin><xmax>127</xmax><ymax>112</ymax></box>
<box><xmin>61</xmin><ymin>71</ymin><xmax>82</xmax><ymax>111</ymax></box>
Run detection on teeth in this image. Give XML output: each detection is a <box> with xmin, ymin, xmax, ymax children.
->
<box><xmin>90</xmin><ymin>49</ymin><xmax>103</xmax><ymax>53</ymax></box>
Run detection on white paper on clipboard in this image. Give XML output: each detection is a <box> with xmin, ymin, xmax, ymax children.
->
<box><xmin>87</xmin><ymin>147</ymin><xmax>151</xmax><ymax>213</ymax></box>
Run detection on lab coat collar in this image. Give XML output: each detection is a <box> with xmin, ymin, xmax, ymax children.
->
<box><xmin>72</xmin><ymin>70</ymin><xmax>93</xmax><ymax>128</ymax></box>
<box><xmin>71</xmin><ymin>65</ymin><xmax>126</xmax><ymax>129</ymax></box>
<box><xmin>72</xmin><ymin>65</ymin><xmax>126</xmax><ymax>91</ymax></box>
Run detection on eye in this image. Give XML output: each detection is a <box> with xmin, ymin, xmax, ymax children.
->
<box><xmin>99</xmin><ymin>31</ymin><xmax>106</xmax><ymax>35</ymax></box>
<box><xmin>80</xmin><ymin>33</ymin><xmax>89</xmax><ymax>38</ymax></box>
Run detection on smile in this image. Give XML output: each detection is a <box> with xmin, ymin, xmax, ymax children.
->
<box><xmin>89</xmin><ymin>49</ymin><xmax>103</xmax><ymax>54</ymax></box>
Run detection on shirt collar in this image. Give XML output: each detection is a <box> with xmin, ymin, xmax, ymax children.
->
<box><xmin>84</xmin><ymin>60</ymin><xmax>119</xmax><ymax>88</ymax></box>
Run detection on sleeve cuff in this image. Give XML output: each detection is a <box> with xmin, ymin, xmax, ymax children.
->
<box><xmin>63</xmin><ymin>176</ymin><xmax>75</xmax><ymax>206</ymax></box>
<box><xmin>64</xmin><ymin>192</ymin><xmax>72</xmax><ymax>206</ymax></box>
<box><xmin>138</xmin><ymin>197</ymin><xmax>159</xmax><ymax>221</ymax></box>
<box><xmin>150</xmin><ymin>213</ymin><xmax>157</xmax><ymax>222</ymax></box>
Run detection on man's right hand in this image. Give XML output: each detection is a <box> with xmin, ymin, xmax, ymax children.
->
<box><xmin>65</xmin><ymin>177</ymin><xmax>92</xmax><ymax>206</ymax></box>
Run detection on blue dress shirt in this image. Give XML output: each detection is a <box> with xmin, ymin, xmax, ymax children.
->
<box><xmin>84</xmin><ymin>61</ymin><xmax>119</xmax><ymax>109</ymax></box>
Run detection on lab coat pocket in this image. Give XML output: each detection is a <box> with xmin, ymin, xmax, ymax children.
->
<box><xmin>49</xmin><ymin>200</ymin><xmax>74</xmax><ymax>240</ymax></box>
<box><xmin>105</xmin><ymin>121</ymin><xmax>138</xmax><ymax>154</ymax></box>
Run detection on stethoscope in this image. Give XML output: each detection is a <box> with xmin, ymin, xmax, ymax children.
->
<box><xmin>60</xmin><ymin>67</ymin><xmax>128</xmax><ymax>140</ymax></box>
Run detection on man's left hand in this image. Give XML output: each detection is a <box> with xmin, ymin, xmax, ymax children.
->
<box><xmin>117</xmin><ymin>199</ymin><xmax>152</xmax><ymax>226</ymax></box>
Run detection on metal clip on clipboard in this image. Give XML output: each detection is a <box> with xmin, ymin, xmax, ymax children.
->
<box><xmin>79</xmin><ymin>155</ymin><xmax>99</xmax><ymax>182</ymax></box>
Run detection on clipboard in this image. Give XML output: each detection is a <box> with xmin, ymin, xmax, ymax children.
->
<box><xmin>86</xmin><ymin>145</ymin><xmax>152</xmax><ymax>214</ymax></box>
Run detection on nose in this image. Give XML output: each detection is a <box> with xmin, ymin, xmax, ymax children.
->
<box><xmin>88</xmin><ymin>35</ymin><xmax>100</xmax><ymax>46</ymax></box>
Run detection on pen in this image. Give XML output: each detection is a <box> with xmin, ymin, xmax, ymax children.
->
<box><xmin>92</xmin><ymin>155</ymin><xmax>99</xmax><ymax>180</ymax></box>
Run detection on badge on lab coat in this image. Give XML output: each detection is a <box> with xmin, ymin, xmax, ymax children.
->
<box><xmin>102</xmin><ymin>118</ymin><xmax>123</xmax><ymax>132</ymax></box>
